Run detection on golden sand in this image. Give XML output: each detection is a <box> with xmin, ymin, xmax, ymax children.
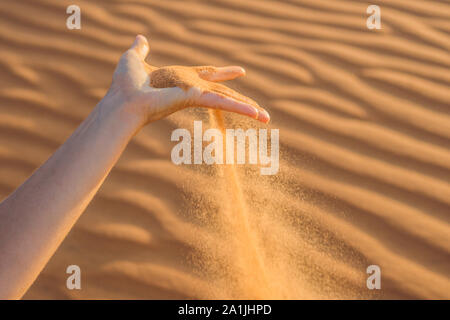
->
<box><xmin>149</xmin><ymin>65</ymin><xmax>259</xmax><ymax>108</ymax></box>
<box><xmin>0</xmin><ymin>0</ymin><xmax>448</xmax><ymax>299</ymax></box>
<box><xmin>149</xmin><ymin>67</ymin><xmax>196</xmax><ymax>91</ymax></box>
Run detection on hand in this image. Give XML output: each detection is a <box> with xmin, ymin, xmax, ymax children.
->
<box><xmin>106</xmin><ymin>35</ymin><xmax>270</xmax><ymax>127</ymax></box>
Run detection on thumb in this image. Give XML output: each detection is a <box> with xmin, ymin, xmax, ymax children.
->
<box><xmin>130</xmin><ymin>35</ymin><xmax>149</xmax><ymax>60</ymax></box>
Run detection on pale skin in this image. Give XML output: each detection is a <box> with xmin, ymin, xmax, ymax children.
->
<box><xmin>0</xmin><ymin>35</ymin><xmax>270</xmax><ymax>299</ymax></box>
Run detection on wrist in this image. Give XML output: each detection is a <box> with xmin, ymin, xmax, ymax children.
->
<box><xmin>97</xmin><ymin>90</ymin><xmax>145</xmax><ymax>137</ymax></box>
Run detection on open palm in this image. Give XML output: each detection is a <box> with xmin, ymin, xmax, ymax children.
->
<box><xmin>110</xmin><ymin>35</ymin><xmax>270</xmax><ymax>124</ymax></box>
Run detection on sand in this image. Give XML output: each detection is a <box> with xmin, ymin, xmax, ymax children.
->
<box><xmin>149</xmin><ymin>65</ymin><xmax>265</xmax><ymax>119</ymax></box>
<box><xmin>150</xmin><ymin>67</ymin><xmax>197</xmax><ymax>91</ymax></box>
<box><xmin>0</xmin><ymin>0</ymin><xmax>449</xmax><ymax>299</ymax></box>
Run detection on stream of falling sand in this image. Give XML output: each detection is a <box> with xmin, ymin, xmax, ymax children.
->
<box><xmin>209</xmin><ymin>109</ymin><xmax>276</xmax><ymax>299</ymax></box>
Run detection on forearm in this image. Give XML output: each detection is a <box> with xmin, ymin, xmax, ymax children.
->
<box><xmin>0</xmin><ymin>33</ymin><xmax>267</xmax><ymax>299</ymax></box>
<box><xmin>0</xmin><ymin>94</ymin><xmax>141</xmax><ymax>299</ymax></box>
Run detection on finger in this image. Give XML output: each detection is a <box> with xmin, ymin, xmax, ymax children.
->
<box><xmin>208</xmin><ymin>82</ymin><xmax>259</xmax><ymax>108</ymax></box>
<box><xmin>207</xmin><ymin>82</ymin><xmax>270</xmax><ymax>123</ymax></box>
<box><xmin>130</xmin><ymin>34</ymin><xmax>149</xmax><ymax>60</ymax></box>
<box><xmin>195</xmin><ymin>91</ymin><xmax>270</xmax><ymax>123</ymax></box>
<box><xmin>195</xmin><ymin>66</ymin><xmax>246</xmax><ymax>82</ymax></box>
<box><xmin>114</xmin><ymin>35</ymin><xmax>150</xmax><ymax>87</ymax></box>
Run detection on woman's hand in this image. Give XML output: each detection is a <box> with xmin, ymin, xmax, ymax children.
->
<box><xmin>106</xmin><ymin>35</ymin><xmax>270</xmax><ymax>127</ymax></box>
<box><xmin>0</xmin><ymin>35</ymin><xmax>270</xmax><ymax>299</ymax></box>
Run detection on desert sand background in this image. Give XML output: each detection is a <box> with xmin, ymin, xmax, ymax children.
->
<box><xmin>0</xmin><ymin>0</ymin><xmax>449</xmax><ymax>299</ymax></box>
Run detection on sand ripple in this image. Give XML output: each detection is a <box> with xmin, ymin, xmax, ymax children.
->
<box><xmin>0</xmin><ymin>0</ymin><xmax>448</xmax><ymax>299</ymax></box>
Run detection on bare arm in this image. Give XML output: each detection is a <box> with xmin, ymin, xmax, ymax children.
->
<box><xmin>0</xmin><ymin>35</ymin><xmax>269</xmax><ymax>299</ymax></box>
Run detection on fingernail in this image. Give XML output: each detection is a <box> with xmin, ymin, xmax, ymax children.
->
<box><xmin>258</xmin><ymin>109</ymin><xmax>270</xmax><ymax>123</ymax></box>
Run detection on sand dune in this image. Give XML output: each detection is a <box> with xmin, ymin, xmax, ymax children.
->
<box><xmin>0</xmin><ymin>0</ymin><xmax>449</xmax><ymax>299</ymax></box>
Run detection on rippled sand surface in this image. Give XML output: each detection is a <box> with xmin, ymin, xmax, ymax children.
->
<box><xmin>0</xmin><ymin>0</ymin><xmax>449</xmax><ymax>299</ymax></box>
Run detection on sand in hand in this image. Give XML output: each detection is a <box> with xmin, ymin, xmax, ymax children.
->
<box><xmin>148</xmin><ymin>65</ymin><xmax>270</xmax><ymax>123</ymax></box>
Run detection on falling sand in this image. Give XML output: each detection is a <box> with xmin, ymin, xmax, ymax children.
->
<box><xmin>209</xmin><ymin>110</ymin><xmax>273</xmax><ymax>299</ymax></box>
<box><xmin>147</xmin><ymin>64</ymin><xmax>356</xmax><ymax>299</ymax></box>
<box><xmin>149</xmin><ymin>65</ymin><xmax>274</xmax><ymax>298</ymax></box>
